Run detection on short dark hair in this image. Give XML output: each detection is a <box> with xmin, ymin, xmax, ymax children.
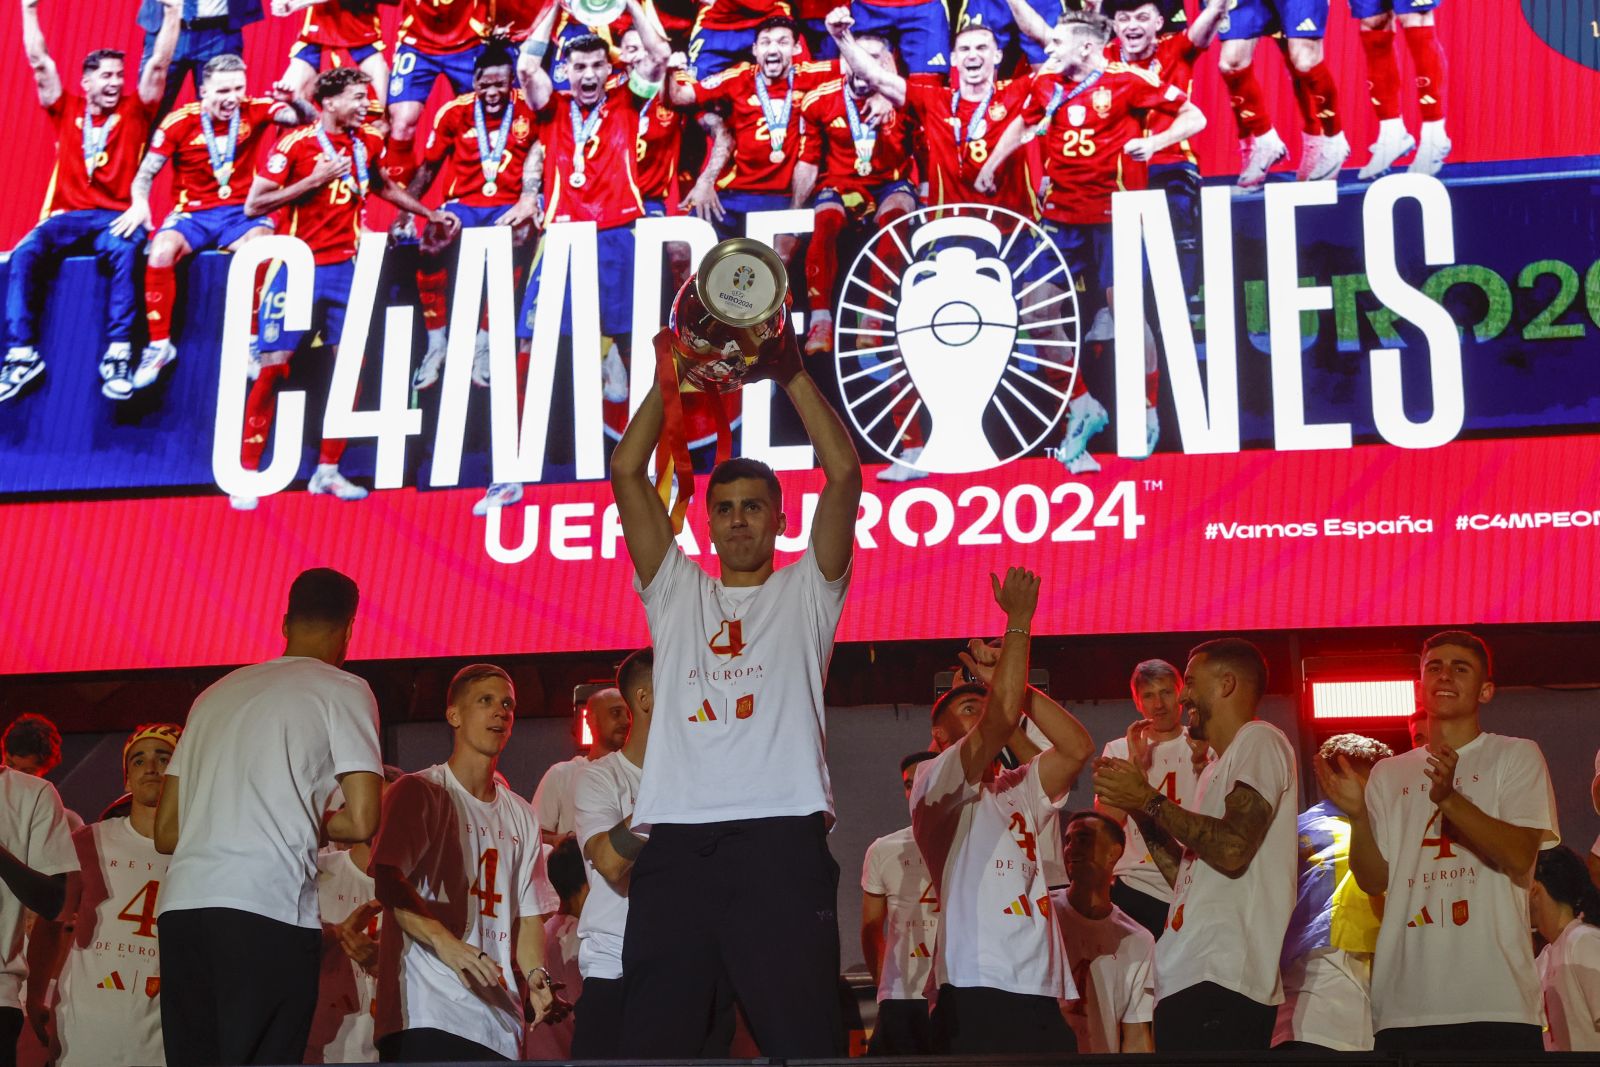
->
<box><xmin>1422</xmin><ymin>630</ymin><xmax>1493</xmax><ymax>679</ymax></box>
<box><xmin>564</xmin><ymin>33</ymin><xmax>610</xmax><ymax>59</ymax></box>
<box><xmin>547</xmin><ymin>837</ymin><xmax>588</xmax><ymax>902</ymax></box>
<box><xmin>930</xmin><ymin>682</ymin><xmax>986</xmax><ymax>726</ymax></box>
<box><xmin>82</xmin><ymin>49</ymin><xmax>124</xmax><ymax>75</ymax></box>
<box><xmin>475</xmin><ymin>37</ymin><xmax>518</xmax><ymax>74</ymax></box>
<box><xmin>1101</xmin><ymin>0</ymin><xmax>1165</xmax><ymax>16</ymax></box>
<box><xmin>2</xmin><ymin>714</ymin><xmax>62</xmax><ymax>771</ymax></box>
<box><xmin>1317</xmin><ymin>733</ymin><xmax>1394</xmax><ymax>771</ymax></box>
<box><xmin>1129</xmin><ymin>658</ymin><xmax>1180</xmax><ymax>694</ymax></box>
<box><xmin>900</xmin><ymin>750</ymin><xmax>937</xmax><ymax>776</ymax></box>
<box><xmin>707</xmin><ymin>457</ymin><xmax>782</xmax><ymax>511</ymax></box>
<box><xmin>1536</xmin><ymin>846</ymin><xmax>1600</xmax><ymax>927</ymax></box>
<box><xmin>953</xmin><ymin>23</ymin><xmax>999</xmax><ymax>47</ymax></box>
<box><xmin>286</xmin><ymin>567</ymin><xmax>360</xmax><ymax>626</ymax></box>
<box><xmin>447</xmin><ymin>664</ymin><xmax>514</xmax><ymax>708</ymax></box>
<box><xmin>201</xmin><ymin>53</ymin><xmax>247</xmax><ymax>84</ymax></box>
<box><xmin>616</xmin><ymin>648</ymin><xmax>653</xmax><ymax>714</ymax></box>
<box><xmin>1065</xmin><ymin>809</ymin><xmax>1126</xmax><ymax>850</ymax></box>
<box><xmin>1190</xmin><ymin>637</ymin><xmax>1268</xmax><ymax>699</ymax></box>
<box><xmin>754</xmin><ymin>15</ymin><xmax>800</xmax><ymax>39</ymax></box>
<box><xmin>311</xmin><ymin>66</ymin><xmax>373</xmax><ymax>104</ymax></box>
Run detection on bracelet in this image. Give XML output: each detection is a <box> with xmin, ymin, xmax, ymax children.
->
<box><xmin>528</xmin><ymin>965</ymin><xmax>552</xmax><ymax>986</ymax></box>
<box><xmin>1005</xmin><ymin>627</ymin><xmax>1029</xmax><ymax>637</ymax></box>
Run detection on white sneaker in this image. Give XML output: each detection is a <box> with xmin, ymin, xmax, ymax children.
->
<box><xmin>413</xmin><ymin>329</ymin><xmax>447</xmax><ymax>390</ymax></box>
<box><xmin>307</xmin><ymin>464</ymin><xmax>368</xmax><ymax>500</ymax></box>
<box><xmin>472</xmin><ymin>482</ymin><xmax>524</xmax><ymax>515</ymax></box>
<box><xmin>601</xmin><ymin>339</ymin><xmax>628</xmax><ymax>403</ymax></box>
<box><xmin>246</xmin><ymin>335</ymin><xmax>261</xmax><ymax>381</ymax></box>
<box><xmin>1307</xmin><ymin>131</ymin><xmax>1350</xmax><ymax>181</ymax></box>
<box><xmin>1407</xmin><ymin>121</ymin><xmax>1451</xmax><ymax>176</ymax></box>
<box><xmin>0</xmin><ymin>349</ymin><xmax>43</xmax><ymax>403</ymax></box>
<box><xmin>132</xmin><ymin>339</ymin><xmax>176</xmax><ymax>389</ymax></box>
<box><xmin>1237</xmin><ymin>129</ymin><xmax>1288</xmax><ymax>189</ymax></box>
<box><xmin>1295</xmin><ymin>133</ymin><xmax>1327</xmax><ymax>181</ymax></box>
<box><xmin>100</xmin><ymin>343</ymin><xmax>134</xmax><ymax>400</ymax></box>
<box><xmin>471</xmin><ymin>329</ymin><xmax>492</xmax><ymax>388</ymax></box>
<box><xmin>1064</xmin><ymin>451</ymin><xmax>1102</xmax><ymax>474</ymax></box>
<box><xmin>1058</xmin><ymin>392</ymin><xmax>1109</xmax><ymax>464</ymax></box>
<box><xmin>1358</xmin><ymin>119</ymin><xmax>1416</xmax><ymax>180</ymax></box>
<box><xmin>804</xmin><ymin>315</ymin><xmax>833</xmax><ymax>356</ymax></box>
<box><xmin>877</xmin><ymin>446</ymin><xmax>929</xmax><ymax>482</ymax></box>
<box><xmin>229</xmin><ymin>493</ymin><xmax>259</xmax><ymax>511</ymax></box>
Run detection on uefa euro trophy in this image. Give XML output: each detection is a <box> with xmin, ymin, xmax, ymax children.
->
<box><xmin>564</xmin><ymin>0</ymin><xmax>626</xmax><ymax>27</ymax></box>
<box><xmin>652</xmin><ymin>239</ymin><xmax>795</xmax><ymax>528</ymax></box>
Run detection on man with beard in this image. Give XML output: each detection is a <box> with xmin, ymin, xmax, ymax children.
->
<box><xmin>532</xmin><ymin>688</ymin><xmax>631</xmax><ymax>848</ymax></box>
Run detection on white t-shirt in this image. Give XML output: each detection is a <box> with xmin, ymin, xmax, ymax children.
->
<box><xmin>861</xmin><ymin>826</ymin><xmax>939</xmax><ymax>1002</ymax></box>
<box><xmin>1154</xmin><ymin>719</ymin><xmax>1298</xmax><ymax>1006</ymax></box>
<box><xmin>632</xmin><ymin>544</ymin><xmax>848</xmax><ymax>830</ymax></box>
<box><xmin>1049</xmin><ymin>894</ymin><xmax>1154</xmax><ymax>1054</ymax></box>
<box><xmin>531</xmin><ymin>755</ymin><xmax>588</xmax><ymax>840</ymax></box>
<box><xmin>571</xmin><ymin>751</ymin><xmax>642</xmax><ymax>981</ymax></box>
<box><xmin>1271</xmin><ymin>947</ymin><xmax>1373</xmax><ymax>1051</ymax></box>
<box><xmin>306</xmin><ymin>848</ymin><xmax>379</xmax><ymax>1064</ymax></box>
<box><xmin>0</xmin><ymin>769</ymin><xmax>77</xmax><ymax>1009</ymax></box>
<box><xmin>54</xmin><ymin>818</ymin><xmax>165</xmax><ymax>1067</ymax></box>
<box><xmin>1538</xmin><ymin>918</ymin><xmax>1600</xmax><ymax>1052</ymax></box>
<box><xmin>910</xmin><ymin>744</ymin><xmax>1073</xmax><ymax>1000</ymax></box>
<box><xmin>371</xmin><ymin>763</ymin><xmax>559</xmax><ymax>1060</ymax></box>
<box><xmin>1365</xmin><ymin>732</ymin><xmax>1559</xmax><ymax>1030</ymax></box>
<box><xmin>159</xmin><ymin>656</ymin><xmax>383</xmax><ymax>929</ymax></box>
<box><xmin>1101</xmin><ymin>734</ymin><xmax>1204</xmax><ymax>904</ymax></box>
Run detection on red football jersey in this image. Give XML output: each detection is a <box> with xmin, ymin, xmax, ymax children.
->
<box><xmin>799</xmin><ymin>80</ymin><xmax>913</xmax><ymax>190</ymax></box>
<box><xmin>1106</xmin><ymin>32</ymin><xmax>1201</xmax><ymax>167</ymax></box>
<box><xmin>424</xmin><ymin>91</ymin><xmax>538</xmax><ymax>206</ymax></box>
<box><xmin>398</xmin><ymin>0</ymin><xmax>487</xmax><ymax>52</ymax></box>
<box><xmin>694</xmin><ymin>0</ymin><xmax>791</xmax><ymax>32</ymax></box>
<box><xmin>904</xmin><ymin>73</ymin><xmax>1034</xmax><ymax>211</ymax></box>
<box><xmin>153</xmin><ymin>99</ymin><xmax>293</xmax><ymax>213</ymax></box>
<box><xmin>619</xmin><ymin>79</ymin><xmax>684</xmax><ymax>203</ymax></box>
<box><xmin>1022</xmin><ymin>65</ymin><xmax>1188</xmax><ymax>225</ymax></box>
<box><xmin>257</xmin><ymin>123</ymin><xmax>386</xmax><ymax>263</ymax></box>
<box><xmin>691</xmin><ymin>60</ymin><xmax>835</xmax><ymax>195</ymax></box>
<box><xmin>40</xmin><ymin>92</ymin><xmax>157</xmax><ymax>216</ymax></box>
<box><xmin>299</xmin><ymin>0</ymin><xmax>382</xmax><ymax>46</ymax></box>
<box><xmin>537</xmin><ymin>84</ymin><xmax>645</xmax><ymax>229</ymax></box>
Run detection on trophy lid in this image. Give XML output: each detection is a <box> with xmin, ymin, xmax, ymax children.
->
<box><xmin>694</xmin><ymin>238</ymin><xmax>788</xmax><ymax>329</ymax></box>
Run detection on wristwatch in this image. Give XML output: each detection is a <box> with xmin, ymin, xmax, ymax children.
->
<box><xmin>1142</xmin><ymin>792</ymin><xmax>1166</xmax><ymax>819</ymax></box>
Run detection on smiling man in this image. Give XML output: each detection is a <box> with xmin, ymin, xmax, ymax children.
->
<box><xmin>1318</xmin><ymin>630</ymin><xmax>1559</xmax><ymax>1054</ymax></box>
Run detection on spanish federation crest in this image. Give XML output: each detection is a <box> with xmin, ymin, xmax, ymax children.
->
<box><xmin>1092</xmin><ymin>86</ymin><xmax>1113</xmax><ymax>118</ymax></box>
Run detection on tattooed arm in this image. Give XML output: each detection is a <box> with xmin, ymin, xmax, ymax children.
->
<box><xmin>1139</xmin><ymin>783</ymin><xmax>1274</xmax><ymax>882</ymax></box>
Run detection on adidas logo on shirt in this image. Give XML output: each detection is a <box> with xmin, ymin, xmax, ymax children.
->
<box><xmin>928</xmin><ymin>53</ymin><xmax>946</xmax><ymax>66</ymax></box>
<box><xmin>1296</xmin><ymin>17</ymin><xmax>1319</xmax><ymax>31</ymax></box>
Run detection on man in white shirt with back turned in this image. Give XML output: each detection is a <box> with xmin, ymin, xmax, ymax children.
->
<box><xmin>608</xmin><ymin>323</ymin><xmax>862</xmax><ymax>1058</ymax></box>
<box><xmin>155</xmin><ymin>568</ymin><xmax>383</xmax><ymax>1067</ymax></box>
<box><xmin>911</xmin><ymin>569</ymin><xmax>1096</xmax><ymax>1055</ymax></box>
<box><xmin>1093</xmin><ymin>637</ymin><xmax>1298</xmax><ymax>1052</ymax></box>
<box><xmin>1319</xmin><ymin>630</ymin><xmax>1558</xmax><ymax>1054</ymax></box>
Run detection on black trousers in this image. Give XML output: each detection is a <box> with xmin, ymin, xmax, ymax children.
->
<box><xmin>0</xmin><ymin>1007</ymin><xmax>21</xmax><ymax>1067</ymax></box>
<box><xmin>1153</xmin><ymin>981</ymin><xmax>1276</xmax><ymax>1052</ymax></box>
<box><xmin>1110</xmin><ymin>878</ymin><xmax>1170</xmax><ymax>941</ymax></box>
<box><xmin>929</xmin><ymin>984</ymin><xmax>1078</xmax><ymax>1055</ymax></box>
<box><xmin>1375</xmin><ymin>1021</ymin><xmax>1544</xmax><ymax>1053</ymax></box>
<box><xmin>619</xmin><ymin>814</ymin><xmax>843</xmax><ymax>1059</ymax></box>
<box><xmin>867</xmin><ymin>997</ymin><xmax>933</xmax><ymax>1056</ymax></box>
<box><xmin>571</xmin><ymin>976</ymin><xmax>625</xmax><ymax>1060</ymax></box>
<box><xmin>158</xmin><ymin>907</ymin><xmax>321</xmax><ymax>1066</ymax></box>
<box><xmin>377</xmin><ymin>1028</ymin><xmax>507</xmax><ymax>1062</ymax></box>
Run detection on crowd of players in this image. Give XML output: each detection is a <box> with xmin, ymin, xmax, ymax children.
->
<box><xmin>1</xmin><ymin>0</ymin><xmax>1455</xmax><ymax>504</ymax></box>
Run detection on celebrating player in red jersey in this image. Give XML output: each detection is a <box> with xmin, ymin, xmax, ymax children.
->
<box><xmin>980</xmin><ymin>10</ymin><xmax>1203</xmax><ymax>473</ymax></box>
<box><xmin>689</xmin><ymin>0</ymin><xmax>795</xmax><ymax>80</ymax></box>
<box><xmin>126</xmin><ymin>55</ymin><xmax>314</xmax><ymax>394</ymax></box>
<box><xmin>667</xmin><ymin>15</ymin><xmax>835</xmax><ymax>245</ymax></box>
<box><xmin>0</xmin><ymin>0</ymin><xmax>180</xmax><ymax>405</ymax></box>
<box><xmin>272</xmin><ymin>0</ymin><xmax>390</xmax><ymax>113</ymax></box>
<box><xmin>386</xmin><ymin>0</ymin><xmax>490</xmax><ymax>188</ymax></box>
<box><xmin>234</xmin><ymin>67</ymin><xmax>455</xmax><ymax>512</ymax></box>
<box><xmin>1351</xmin><ymin>0</ymin><xmax>1449</xmax><ymax>178</ymax></box>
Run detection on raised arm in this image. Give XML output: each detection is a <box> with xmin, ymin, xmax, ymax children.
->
<box><xmin>19</xmin><ymin>0</ymin><xmax>60</xmax><ymax>107</ymax></box>
<box><xmin>956</xmin><ymin>568</ymin><xmax>1040</xmax><ymax>784</ymax></box>
<box><xmin>1027</xmin><ymin>688</ymin><xmax>1094</xmax><ymax>801</ymax></box>
<box><xmin>1314</xmin><ymin>753</ymin><xmax>1390</xmax><ymax>895</ymax></box>
<box><xmin>781</xmin><ymin>366</ymin><xmax>861</xmax><ymax>582</ymax></box>
<box><xmin>1426</xmin><ymin>742</ymin><xmax>1545</xmax><ymax>886</ymax></box>
<box><xmin>1003</xmin><ymin>0</ymin><xmax>1053</xmax><ymax>49</ymax></box>
<box><xmin>1187</xmin><ymin>0</ymin><xmax>1230</xmax><ymax>49</ymax></box>
<box><xmin>138</xmin><ymin>0</ymin><xmax>183</xmax><ymax>107</ymax></box>
<box><xmin>516</xmin><ymin>4</ymin><xmax>558</xmax><ymax>111</ymax></box>
<box><xmin>826</xmin><ymin>8</ymin><xmax>906</xmax><ymax>106</ymax></box>
<box><xmin>625</xmin><ymin>0</ymin><xmax>671</xmax><ymax>81</ymax></box>
<box><xmin>609</xmin><ymin>384</ymin><xmax>676</xmax><ymax>587</ymax></box>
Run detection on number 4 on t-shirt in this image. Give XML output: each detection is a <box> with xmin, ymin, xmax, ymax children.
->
<box><xmin>118</xmin><ymin>879</ymin><xmax>161</xmax><ymax>939</ymax></box>
<box><xmin>470</xmin><ymin>848</ymin><xmax>503</xmax><ymax>918</ymax></box>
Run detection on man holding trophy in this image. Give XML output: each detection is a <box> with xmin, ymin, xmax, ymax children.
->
<box><xmin>609</xmin><ymin>239</ymin><xmax>863</xmax><ymax>1058</ymax></box>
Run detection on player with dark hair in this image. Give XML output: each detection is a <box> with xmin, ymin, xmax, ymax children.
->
<box><xmin>979</xmin><ymin>10</ymin><xmax>1203</xmax><ymax>474</ymax></box>
<box><xmin>370</xmin><ymin>663</ymin><xmax>567</xmax><ymax>1062</ymax></box>
<box><xmin>383</xmin><ymin>0</ymin><xmax>489</xmax><ymax>188</ymax></box>
<box><xmin>1</xmin><ymin>716</ymin><xmax>62</xmax><ymax>781</ymax></box>
<box><xmin>271</xmin><ymin>0</ymin><xmax>390</xmax><ymax>114</ymax></box>
<box><xmin>1049</xmin><ymin>809</ymin><xmax>1155</xmax><ymax>1053</ymax></box>
<box><xmin>569</xmin><ymin>647</ymin><xmax>654</xmax><ymax>1059</ymax></box>
<box><xmin>1216</xmin><ymin>0</ymin><xmax>1348</xmax><ymax>187</ymax></box>
<box><xmin>1532</xmin><ymin>845</ymin><xmax>1600</xmax><ymax>1051</ymax></box>
<box><xmin>911</xmin><ymin>571</ymin><xmax>1095</xmax><ymax>1054</ymax></box>
<box><xmin>609</xmin><ymin>300</ymin><xmax>861</xmax><ymax>1057</ymax></box>
<box><xmin>234</xmin><ymin>65</ymin><xmax>455</xmax><ymax>512</ymax></box>
<box><xmin>1351</xmin><ymin>0</ymin><xmax>1449</xmax><ymax>178</ymax></box>
<box><xmin>0</xmin><ymin>0</ymin><xmax>181</xmax><ymax>405</ymax></box>
<box><xmin>25</xmin><ymin>724</ymin><xmax>180</xmax><ymax>1067</ymax></box>
<box><xmin>1319</xmin><ymin>629</ymin><xmax>1559</xmax><ymax>1054</ymax></box>
<box><xmin>667</xmin><ymin>14</ymin><xmax>836</xmax><ymax>243</ymax></box>
<box><xmin>154</xmin><ymin>567</ymin><xmax>383</xmax><ymax>1067</ymax></box>
<box><xmin>956</xmin><ymin>0</ymin><xmax>1064</xmax><ymax>71</ymax></box>
<box><xmin>1094</xmin><ymin>636</ymin><xmax>1298</xmax><ymax>1051</ymax></box>
<box><xmin>859</xmin><ymin>750</ymin><xmax>939</xmax><ymax>1055</ymax></box>
<box><xmin>130</xmin><ymin>53</ymin><xmax>313</xmax><ymax>391</ymax></box>
<box><xmin>688</xmin><ymin>0</ymin><xmax>796</xmax><ymax>80</ymax></box>
<box><xmin>1274</xmin><ymin>732</ymin><xmax>1392</xmax><ymax>1051</ymax></box>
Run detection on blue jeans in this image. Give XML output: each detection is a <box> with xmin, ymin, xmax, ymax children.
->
<box><xmin>5</xmin><ymin>210</ymin><xmax>141</xmax><ymax>347</ymax></box>
<box><xmin>142</xmin><ymin>25</ymin><xmax>245</xmax><ymax>118</ymax></box>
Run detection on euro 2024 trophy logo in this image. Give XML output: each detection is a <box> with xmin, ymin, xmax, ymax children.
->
<box><xmin>833</xmin><ymin>206</ymin><xmax>1081</xmax><ymax>475</ymax></box>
